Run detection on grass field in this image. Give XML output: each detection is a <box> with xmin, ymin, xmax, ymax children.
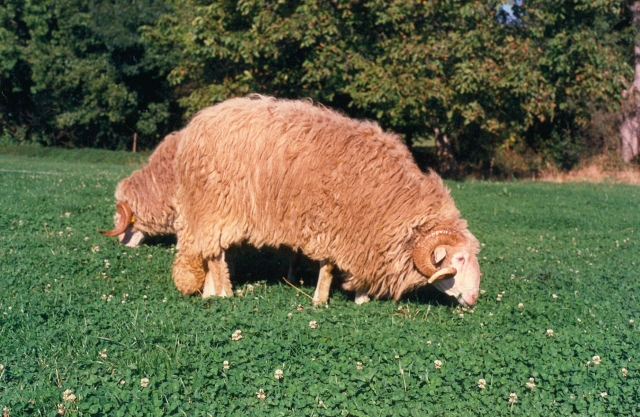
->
<box><xmin>1</xmin><ymin>146</ymin><xmax>639</xmax><ymax>416</ymax></box>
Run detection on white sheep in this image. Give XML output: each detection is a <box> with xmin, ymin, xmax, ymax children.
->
<box><xmin>99</xmin><ymin>131</ymin><xmax>180</xmax><ymax>246</ymax></box>
<box><xmin>99</xmin><ymin>130</ymin><xmax>312</xmax><ymax>294</ymax></box>
<box><xmin>169</xmin><ymin>95</ymin><xmax>482</xmax><ymax>305</ymax></box>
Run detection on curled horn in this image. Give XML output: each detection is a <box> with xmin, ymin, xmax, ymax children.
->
<box><xmin>99</xmin><ymin>201</ymin><xmax>134</xmax><ymax>237</ymax></box>
<box><xmin>413</xmin><ymin>229</ymin><xmax>463</xmax><ymax>282</ymax></box>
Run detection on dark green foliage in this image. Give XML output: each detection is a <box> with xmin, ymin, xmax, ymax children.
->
<box><xmin>0</xmin><ymin>0</ymin><xmax>175</xmax><ymax>149</ymax></box>
<box><xmin>0</xmin><ymin>0</ymin><xmax>637</xmax><ymax>172</ymax></box>
<box><xmin>1</xmin><ymin>147</ymin><xmax>639</xmax><ymax>415</ymax></box>
<box><xmin>144</xmin><ymin>0</ymin><xmax>633</xmax><ymax>171</ymax></box>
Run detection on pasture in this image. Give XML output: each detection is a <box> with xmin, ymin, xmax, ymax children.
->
<box><xmin>1</xmin><ymin>146</ymin><xmax>639</xmax><ymax>416</ymax></box>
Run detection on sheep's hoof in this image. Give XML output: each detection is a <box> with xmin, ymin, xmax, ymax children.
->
<box><xmin>354</xmin><ymin>292</ymin><xmax>370</xmax><ymax>305</ymax></box>
<box><xmin>201</xmin><ymin>255</ymin><xmax>233</xmax><ymax>298</ymax></box>
<box><xmin>312</xmin><ymin>298</ymin><xmax>328</xmax><ymax>307</ymax></box>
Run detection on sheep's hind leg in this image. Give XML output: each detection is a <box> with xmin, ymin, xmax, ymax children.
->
<box><xmin>202</xmin><ymin>252</ymin><xmax>233</xmax><ymax>298</ymax></box>
<box><xmin>312</xmin><ymin>261</ymin><xmax>333</xmax><ymax>307</ymax></box>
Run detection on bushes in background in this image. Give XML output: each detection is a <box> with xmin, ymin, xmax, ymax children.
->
<box><xmin>0</xmin><ymin>0</ymin><xmax>635</xmax><ymax>174</ymax></box>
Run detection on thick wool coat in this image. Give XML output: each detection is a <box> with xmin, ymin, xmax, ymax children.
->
<box><xmin>174</xmin><ymin>96</ymin><xmax>478</xmax><ymax>300</ymax></box>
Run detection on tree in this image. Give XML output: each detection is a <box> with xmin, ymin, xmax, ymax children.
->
<box><xmin>621</xmin><ymin>1</ymin><xmax>640</xmax><ymax>163</ymax></box>
<box><xmin>1</xmin><ymin>0</ymin><xmax>175</xmax><ymax>149</ymax></box>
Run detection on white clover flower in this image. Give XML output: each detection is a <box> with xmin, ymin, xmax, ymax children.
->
<box><xmin>309</xmin><ymin>321</ymin><xmax>318</xmax><ymax>329</ymax></box>
<box><xmin>162</xmin><ymin>298</ymin><xmax>167</xmax><ymax>303</ymax></box>
<box><xmin>62</xmin><ymin>389</ymin><xmax>76</xmax><ymax>402</ymax></box>
<box><xmin>552</xmin><ymin>294</ymin><xmax>558</xmax><ymax>300</ymax></box>
<box><xmin>592</xmin><ymin>355</ymin><xmax>601</xmax><ymax>365</ymax></box>
<box><xmin>508</xmin><ymin>392</ymin><xmax>518</xmax><ymax>403</ymax></box>
<box><xmin>274</xmin><ymin>369</ymin><xmax>284</xmax><ymax>379</ymax></box>
<box><xmin>546</xmin><ymin>329</ymin><xmax>554</xmax><ymax>337</ymax></box>
<box><xmin>18</xmin><ymin>220</ymin><xmax>23</xmax><ymax>226</ymax></box>
<box><xmin>120</xmin><ymin>380</ymin><xmax>125</xmax><ymax>385</ymax></box>
<box><xmin>600</xmin><ymin>392</ymin><xmax>607</xmax><ymax>398</ymax></box>
<box><xmin>296</xmin><ymin>305</ymin><xmax>303</xmax><ymax>312</ymax></box>
<box><xmin>526</xmin><ymin>377</ymin><xmax>536</xmax><ymax>389</ymax></box>
<box><xmin>630</xmin><ymin>319</ymin><xmax>635</xmax><ymax>324</ymax></box>
<box><xmin>622</xmin><ymin>368</ymin><xmax>628</xmax><ymax>377</ymax></box>
<box><xmin>99</xmin><ymin>349</ymin><xmax>107</xmax><ymax>359</ymax></box>
<box><xmin>518</xmin><ymin>303</ymin><xmax>524</xmax><ymax>309</ymax></box>
<box><xmin>246</xmin><ymin>284</ymin><xmax>254</xmax><ymax>292</ymax></box>
<box><xmin>57</xmin><ymin>404</ymin><xmax>65</xmax><ymax>414</ymax></box>
<box><xmin>478</xmin><ymin>378</ymin><xmax>486</xmax><ymax>389</ymax></box>
<box><xmin>318</xmin><ymin>400</ymin><xmax>326</xmax><ymax>408</ymax></box>
<box><xmin>426</xmin><ymin>341</ymin><xmax>432</xmax><ymax>346</ymax></box>
<box><xmin>256</xmin><ymin>389</ymin><xmax>266</xmax><ymax>399</ymax></box>
<box><xmin>231</xmin><ymin>330</ymin><xmax>243</xmax><ymax>341</ymax></box>
<box><xmin>356</xmin><ymin>361</ymin><xmax>363</xmax><ymax>370</ymax></box>
<box><xmin>459</xmin><ymin>313</ymin><xmax>464</xmax><ymax>319</ymax></box>
<box><xmin>140</xmin><ymin>378</ymin><xmax>149</xmax><ymax>388</ymax></box>
<box><xmin>480</xmin><ymin>289</ymin><xmax>486</xmax><ymax>295</ymax></box>
<box><xmin>434</xmin><ymin>360</ymin><xmax>442</xmax><ymax>369</ymax></box>
<box><xmin>223</xmin><ymin>360</ymin><xmax>230</xmax><ymax>370</ymax></box>
<box><xmin>287</xmin><ymin>313</ymin><xmax>293</xmax><ymax>318</ymax></box>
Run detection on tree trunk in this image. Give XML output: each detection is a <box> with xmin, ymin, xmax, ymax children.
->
<box><xmin>434</xmin><ymin>127</ymin><xmax>458</xmax><ymax>176</ymax></box>
<box><xmin>620</xmin><ymin>1</ymin><xmax>640</xmax><ymax>163</ymax></box>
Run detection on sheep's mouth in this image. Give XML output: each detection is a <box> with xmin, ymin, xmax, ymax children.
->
<box><xmin>119</xmin><ymin>228</ymin><xmax>145</xmax><ymax>247</ymax></box>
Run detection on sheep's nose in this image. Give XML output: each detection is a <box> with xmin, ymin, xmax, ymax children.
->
<box><xmin>462</xmin><ymin>292</ymin><xmax>478</xmax><ymax>306</ymax></box>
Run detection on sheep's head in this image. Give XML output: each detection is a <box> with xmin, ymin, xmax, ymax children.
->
<box><xmin>413</xmin><ymin>229</ymin><xmax>481</xmax><ymax>306</ymax></box>
<box><xmin>98</xmin><ymin>201</ymin><xmax>145</xmax><ymax>247</ymax></box>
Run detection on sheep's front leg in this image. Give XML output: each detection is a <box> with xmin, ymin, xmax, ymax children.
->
<box><xmin>312</xmin><ymin>261</ymin><xmax>333</xmax><ymax>306</ymax></box>
<box><xmin>202</xmin><ymin>252</ymin><xmax>233</xmax><ymax>298</ymax></box>
<box><xmin>172</xmin><ymin>251</ymin><xmax>206</xmax><ymax>295</ymax></box>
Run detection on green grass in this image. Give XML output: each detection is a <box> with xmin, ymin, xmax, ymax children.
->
<box><xmin>1</xmin><ymin>147</ymin><xmax>639</xmax><ymax>416</ymax></box>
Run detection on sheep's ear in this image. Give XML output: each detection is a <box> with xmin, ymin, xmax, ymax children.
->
<box><xmin>433</xmin><ymin>246</ymin><xmax>447</xmax><ymax>264</ymax></box>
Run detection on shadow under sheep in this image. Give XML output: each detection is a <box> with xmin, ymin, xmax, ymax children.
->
<box><xmin>141</xmin><ymin>237</ymin><xmax>459</xmax><ymax>306</ymax></box>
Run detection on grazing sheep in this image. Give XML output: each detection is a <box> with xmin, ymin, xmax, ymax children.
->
<box><xmin>171</xmin><ymin>95</ymin><xmax>482</xmax><ymax>305</ymax></box>
<box><xmin>99</xmin><ymin>130</ymin><xmax>310</xmax><ymax>293</ymax></box>
<box><xmin>99</xmin><ymin>131</ymin><xmax>180</xmax><ymax>246</ymax></box>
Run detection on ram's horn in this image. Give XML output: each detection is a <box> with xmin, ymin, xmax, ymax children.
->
<box><xmin>413</xmin><ymin>229</ymin><xmax>463</xmax><ymax>279</ymax></box>
<box><xmin>99</xmin><ymin>201</ymin><xmax>133</xmax><ymax>237</ymax></box>
<box><xmin>427</xmin><ymin>266</ymin><xmax>457</xmax><ymax>284</ymax></box>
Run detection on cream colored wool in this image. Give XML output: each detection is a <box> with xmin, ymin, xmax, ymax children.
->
<box><xmin>114</xmin><ymin>131</ymin><xmax>180</xmax><ymax>237</ymax></box>
<box><xmin>173</xmin><ymin>95</ymin><xmax>480</xmax><ymax>301</ymax></box>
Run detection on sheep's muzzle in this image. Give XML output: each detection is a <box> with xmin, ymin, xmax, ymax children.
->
<box><xmin>98</xmin><ymin>201</ymin><xmax>134</xmax><ymax>237</ymax></box>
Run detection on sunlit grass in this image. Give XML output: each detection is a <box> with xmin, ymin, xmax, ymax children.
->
<box><xmin>1</xmin><ymin>147</ymin><xmax>639</xmax><ymax>415</ymax></box>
